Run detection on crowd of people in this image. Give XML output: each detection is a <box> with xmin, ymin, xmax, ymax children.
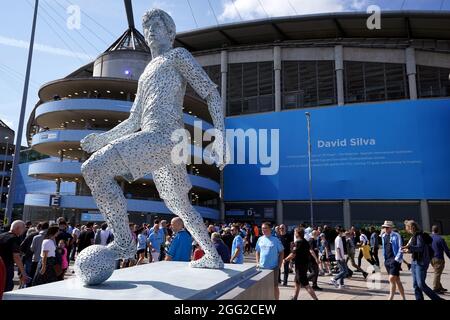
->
<box><xmin>0</xmin><ymin>217</ymin><xmax>449</xmax><ymax>300</ymax></box>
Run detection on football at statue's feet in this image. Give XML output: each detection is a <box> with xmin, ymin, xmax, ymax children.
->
<box><xmin>74</xmin><ymin>245</ymin><xmax>116</xmax><ymax>285</ymax></box>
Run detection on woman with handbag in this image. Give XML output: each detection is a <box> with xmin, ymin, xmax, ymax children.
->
<box><xmin>32</xmin><ymin>226</ymin><xmax>60</xmax><ymax>286</ymax></box>
<box><xmin>357</xmin><ymin>228</ymin><xmax>376</xmax><ymax>268</ymax></box>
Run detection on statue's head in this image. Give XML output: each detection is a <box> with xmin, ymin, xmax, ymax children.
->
<box><xmin>142</xmin><ymin>9</ymin><xmax>176</xmax><ymax>48</ymax></box>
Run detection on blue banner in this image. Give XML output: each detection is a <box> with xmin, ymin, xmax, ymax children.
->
<box><xmin>224</xmin><ymin>99</ymin><xmax>450</xmax><ymax>200</ymax></box>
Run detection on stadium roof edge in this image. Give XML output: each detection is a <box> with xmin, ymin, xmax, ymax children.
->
<box><xmin>174</xmin><ymin>10</ymin><xmax>450</xmax><ymax>52</ymax></box>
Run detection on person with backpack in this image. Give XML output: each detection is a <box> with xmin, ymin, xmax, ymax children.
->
<box><xmin>402</xmin><ymin>220</ymin><xmax>443</xmax><ymax>301</ymax></box>
<box><xmin>357</xmin><ymin>228</ymin><xmax>376</xmax><ymax>268</ymax></box>
<box><xmin>94</xmin><ymin>223</ymin><xmax>113</xmax><ymax>246</ymax></box>
<box><xmin>345</xmin><ymin>231</ymin><xmax>368</xmax><ymax>279</ymax></box>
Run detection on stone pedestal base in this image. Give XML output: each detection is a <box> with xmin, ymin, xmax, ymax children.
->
<box><xmin>3</xmin><ymin>262</ymin><xmax>274</xmax><ymax>300</ymax></box>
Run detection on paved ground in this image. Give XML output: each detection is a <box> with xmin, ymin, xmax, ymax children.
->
<box><xmin>243</xmin><ymin>251</ymin><xmax>450</xmax><ymax>300</ymax></box>
<box><xmin>11</xmin><ymin>251</ymin><xmax>450</xmax><ymax>300</ymax></box>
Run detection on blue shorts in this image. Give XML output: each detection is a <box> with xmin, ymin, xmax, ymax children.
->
<box><xmin>385</xmin><ymin>259</ymin><xmax>401</xmax><ymax>276</ymax></box>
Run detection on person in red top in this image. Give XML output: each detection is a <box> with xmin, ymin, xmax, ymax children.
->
<box><xmin>0</xmin><ymin>256</ymin><xmax>6</xmax><ymax>299</ymax></box>
<box><xmin>253</xmin><ymin>225</ymin><xmax>259</xmax><ymax>238</ymax></box>
<box><xmin>193</xmin><ymin>242</ymin><xmax>204</xmax><ymax>260</ymax></box>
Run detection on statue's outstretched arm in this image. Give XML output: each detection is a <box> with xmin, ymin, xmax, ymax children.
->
<box><xmin>173</xmin><ymin>47</ymin><xmax>228</xmax><ymax>169</ymax></box>
<box><xmin>205</xmin><ymin>90</ymin><xmax>228</xmax><ymax>170</ymax></box>
<box><xmin>80</xmin><ymin>85</ymin><xmax>143</xmax><ymax>153</ymax></box>
<box><xmin>205</xmin><ymin>89</ymin><xmax>225</xmax><ymax>135</ymax></box>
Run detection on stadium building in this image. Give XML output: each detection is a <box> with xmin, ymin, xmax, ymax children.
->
<box><xmin>0</xmin><ymin>121</ymin><xmax>14</xmax><ymax>213</ymax></box>
<box><xmin>22</xmin><ymin>11</ymin><xmax>450</xmax><ymax>232</ymax></box>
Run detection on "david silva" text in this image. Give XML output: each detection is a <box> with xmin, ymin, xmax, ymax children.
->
<box><xmin>317</xmin><ymin>138</ymin><xmax>376</xmax><ymax>148</ymax></box>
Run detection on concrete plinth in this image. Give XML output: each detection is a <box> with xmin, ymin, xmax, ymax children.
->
<box><xmin>3</xmin><ymin>262</ymin><xmax>274</xmax><ymax>300</ymax></box>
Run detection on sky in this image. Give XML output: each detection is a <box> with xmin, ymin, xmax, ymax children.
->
<box><xmin>0</xmin><ymin>0</ymin><xmax>449</xmax><ymax>146</ymax></box>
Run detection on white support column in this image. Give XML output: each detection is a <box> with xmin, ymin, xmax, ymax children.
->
<box><xmin>334</xmin><ymin>45</ymin><xmax>345</xmax><ymax>106</ymax></box>
<box><xmin>274</xmin><ymin>46</ymin><xmax>282</xmax><ymax>112</ymax></box>
<box><xmin>420</xmin><ymin>200</ymin><xmax>431</xmax><ymax>232</ymax></box>
<box><xmin>276</xmin><ymin>200</ymin><xmax>283</xmax><ymax>225</ymax></box>
<box><xmin>343</xmin><ymin>200</ymin><xmax>351</xmax><ymax>229</ymax></box>
<box><xmin>406</xmin><ymin>47</ymin><xmax>418</xmax><ymax>100</ymax></box>
<box><xmin>220</xmin><ymin>50</ymin><xmax>228</xmax><ymax>222</ymax></box>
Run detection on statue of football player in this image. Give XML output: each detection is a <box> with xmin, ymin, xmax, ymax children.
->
<box><xmin>75</xmin><ymin>8</ymin><xmax>228</xmax><ymax>285</ymax></box>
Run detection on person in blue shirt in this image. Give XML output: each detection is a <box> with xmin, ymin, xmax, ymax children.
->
<box><xmin>256</xmin><ymin>222</ymin><xmax>284</xmax><ymax>300</ymax></box>
<box><xmin>165</xmin><ymin>217</ymin><xmax>192</xmax><ymax>262</ymax></box>
<box><xmin>148</xmin><ymin>223</ymin><xmax>164</xmax><ymax>263</ymax></box>
<box><xmin>381</xmin><ymin>220</ymin><xmax>405</xmax><ymax>300</ymax></box>
<box><xmin>230</xmin><ymin>225</ymin><xmax>244</xmax><ymax>264</ymax></box>
<box><xmin>149</xmin><ymin>220</ymin><xmax>165</xmax><ymax>243</ymax></box>
<box><xmin>136</xmin><ymin>227</ymin><xmax>148</xmax><ymax>265</ymax></box>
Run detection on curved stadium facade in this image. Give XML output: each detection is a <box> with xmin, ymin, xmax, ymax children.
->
<box><xmin>22</xmin><ymin>11</ymin><xmax>450</xmax><ymax>232</ymax></box>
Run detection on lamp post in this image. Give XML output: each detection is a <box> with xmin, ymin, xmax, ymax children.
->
<box><xmin>305</xmin><ymin>112</ymin><xmax>314</xmax><ymax>227</ymax></box>
<box><xmin>5</xmin><ymin>0</ymin><xmax>39</xmax><ymax>226</ymax></box>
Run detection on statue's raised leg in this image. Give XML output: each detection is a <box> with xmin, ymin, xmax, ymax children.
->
<box><xmin>75</xmin><ymin>144</ymin><xmax>136</xmax><ymax>285</ymax></box>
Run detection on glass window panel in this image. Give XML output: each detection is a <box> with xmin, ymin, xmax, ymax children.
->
<box><xmin>282</xmin><ymin>61</ymin><xmax>299</xmax><ymax>93</ymax></box>
<box><xmin>364</xmin><ymin>62</ymin><xmax>386</xmax><ymax>101</ymax></box>
<box><xmin>417</xmin><ymin>65</ymin><xmax>440</xmax><ymax>98</ymax></box>
<box><xmin>282</xmin><ymin>93</ymin><xmax>298</xmax><ymax>109</ymax></box>
<box><xmin>228</xmin><ymin>64</ymin><xmax>243</xmax><ymax>101</ymax></box>
<box><xmin>439</xmin><ymin>67</ymin><xmax>450</xmax><ymax>97</ymax></box>
<box><xmin>317</xmin><ymin>61</ymin><xmax>336</xmax><ymax>106</ymax></box>
<box><xmin>204</xmin><ymin>65</ymin><xmax>221</xmax><ymax>94</ymax></box>
<box><xmin>228</xmin><ymin>100</ymin><xmax>242</xmax><ymax>116</ymax></box>
<box><xmin>243</xmin><ymin>62</ymin><xmax>258</xmax><ymax>97</ymax></box>
<box><xmin>351</xmin><ymin>202</ymin><xmax>421</xmax><ymax>228</ymax></box>
<box><xmin>385</xmin><ymin>63</ymin><xmax>407</xmax><ymax>100</ymax></box>
<box><xmin>299</xmin><ymin>62</ymin><xmax>317</xmax><ymax>107</ymax></box>
<box><xmin>258</xmin><ymin>95</ymin><xmax>274</xmax><ymax>112</ymax></box>
<box><xmin>242</xmin><ymin>97</ymin><xmax>258</xmax><ymax>114</ymax></box>
<box><xmin>258</xmin><ymin>62</ymin><xmax>274</xmax><ymax>95</ymax></box>
<box><xmin>345</xmin><ymin>61</ymin><xmax>365</xmax><ymax>103</ymax></box>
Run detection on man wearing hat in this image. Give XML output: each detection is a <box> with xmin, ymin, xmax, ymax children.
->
<box><xmin>381</xmin><ymin>221</ymin><xmax>406</xmax><ymax>300</ymax></box>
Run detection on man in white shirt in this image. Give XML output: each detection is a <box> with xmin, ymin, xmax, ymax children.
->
<box><xmin>95</xmin><ymin>223</ymin><xmax>113</xmax><ymax>246</ymax></box>
<box><xmin>330</xmin><ymin>226</ymin><xmax>348</xmax><ymax>289</ymax></box>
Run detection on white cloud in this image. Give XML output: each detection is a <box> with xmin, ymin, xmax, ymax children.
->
<box><xmin>350</xmin><ymin>0</ymin><xmax>369</xmax><ymax>11</ymax></box>
<box><xmin>219</xmin><ymin>0</ymin><xmax>368</xmax><ymax>21</ymax></box>
<box><xmin>0</xmin><ymin>35</ymin><xmax>93</xmax><ymax>60</ymax></box>
<box><xmin>148</xmin><ymin>0</ymin><xmax>175</xmax><ymax>17</ymax></box>
<box><xmin>0</xmin><ymin>113</ymin><xmax>15</xmax><ymax>131</ymax></box>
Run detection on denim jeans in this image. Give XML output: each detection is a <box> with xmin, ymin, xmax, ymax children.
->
<box><xmin>334</xmin><ymin>260</ymin><xmax>348</xmax><ymax>285</ymax></box>
<box><xmin>23</xmin><ymin>257</ymin><xmax>33</xmax><ymax>288</ymax></box>
<box><xmin>411</xmin><ymin>261</ymin><xmax>442</xmax><ymax>300</ymax></box>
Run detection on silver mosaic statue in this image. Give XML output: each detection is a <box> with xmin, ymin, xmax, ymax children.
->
<box><xmin>75</xmin><ymin>8</ymin><xmax>228</xmax><ymax>285</ymax></box>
